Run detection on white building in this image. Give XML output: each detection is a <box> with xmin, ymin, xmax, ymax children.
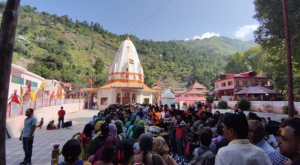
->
<box><xmin>85</xmin><ymin>35</ymin><xmax>159</xmax><ymax>109</ymax></box>
<box><xmin>8</xmin><ymin>64</ymin><xmax>44</xmax><ymax>100</ymax></box>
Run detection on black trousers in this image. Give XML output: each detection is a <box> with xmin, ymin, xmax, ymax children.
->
<box><xmin>58</xmin><ymin>117</ymin><xmax>64</xmax><ymax>128</ymax></box>
<box><xmin>22</xmin><ymin>137</ymin><xmax>34</xmax><ymax>163</ymax></box>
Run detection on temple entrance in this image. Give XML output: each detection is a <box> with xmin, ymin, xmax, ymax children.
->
<box><xmin>122</xmin><ymin>92</ymin><xmax>130</xmax><ymax>104</ymax></box>
<box><xmin>132</xmin><ymin>93</ymin><xmax>136</xmax><ymax>103</ymax></box>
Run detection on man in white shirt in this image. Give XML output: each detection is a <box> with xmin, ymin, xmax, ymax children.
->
<box><xmin>215</xmin><ymin>114</ymin><xmax>272</xmax><ymax>165</ymax></box>
<box><xmin>181</xmin><ymin>102</ymin><xmax>187</xmax><ymax>111</ymax></box>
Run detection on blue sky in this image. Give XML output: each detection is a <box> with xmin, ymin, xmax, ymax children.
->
<box><xmin>18</xmin><ymin>0</ymin><xmax>258</xmax><ymax>41</ymax></box>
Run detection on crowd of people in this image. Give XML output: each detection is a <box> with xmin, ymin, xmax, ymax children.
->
<box><xmin>53</xmin><ymin>103</ymin><xmax>300</xmax><ymax>165</ymax></box>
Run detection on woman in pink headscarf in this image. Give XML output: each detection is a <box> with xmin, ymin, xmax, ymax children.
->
<box><xmin>88</xmin><ymin>136</ymin><xmax>117</xmax><ymax>164</ymax></box>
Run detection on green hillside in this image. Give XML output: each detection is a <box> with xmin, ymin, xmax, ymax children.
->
<box><xmin>0</xmin><ymin>4</ymin><xmax>255</xmax><ymax>89</ymax></box>
<box><xmin>179</xmin><ymin>36</ymin><xmax>256</xmax><ymax>55</ymax></box>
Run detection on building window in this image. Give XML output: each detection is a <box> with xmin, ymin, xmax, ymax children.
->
<box><xmin>243</xmin><ymin>81</ymin><xmax>249</xmax><ymax>86</ymax></box>
<box><xmin>25</xmin><ymin>80</ymin><xmax>38</xmax><ymax>87</ymax></box>
<box><xmin>236</xmin><ymin>80</ymin><xmax>240</xmax><ymax>85</ymax></box>
<box><xmin>228</xmin><ymin>81</ymin><xmax>233</xmax><ymax>86</ymax></box>
<box><xmin>222</xmin><ymin>82</ymin><xmax>226</xmax><ymax>87</ymax></box>
<box><xmin>11</xmin><ymin>75</ymin><xmax>24</xmax><ymax>85</ymax></box>
<box><xmin>101</xmin><ymin>97</ymin><xmax>108</xmax><ymax>105</ymax></box>
<box><xmin>261</xmin><ymin>81</ymin><xmax>268</xmax><ymax>86</ymax></box>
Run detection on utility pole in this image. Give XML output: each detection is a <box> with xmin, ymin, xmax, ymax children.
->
<box><xmin>282</xmin><ymin>0</ymin><xmax>295</xmax><ymax>117</ymax></box>
<box><xmin>0</xmin><ymin>0</ymin><xmax>21</xmax><ymax>163</ymax></box>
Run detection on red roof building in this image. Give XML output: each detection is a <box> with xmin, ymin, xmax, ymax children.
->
<box><xmin>172</xmin><ymin>81</ymin><xmax>208</xmax><ymax>97</ymax></box>
<box><xmin>213</xmin><ymin>71</ymin><xmax>272</xmax><ymax>101</ymax></box>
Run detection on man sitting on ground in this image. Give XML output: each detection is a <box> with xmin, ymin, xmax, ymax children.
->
<box><xmin>215</xmin><ymin>114</ymin><xmax>272</xmax><ymax>165</ymax></box>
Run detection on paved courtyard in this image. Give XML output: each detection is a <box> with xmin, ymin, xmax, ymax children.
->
<box><xmin>5</xmin><ymin>109</ymin><xmax>290</xmax><ymax>165</ymax></box>
<box><xmin>6</xmin><ymin>109</ymin><xmax>99</xmax><ymax>165</ymax></box>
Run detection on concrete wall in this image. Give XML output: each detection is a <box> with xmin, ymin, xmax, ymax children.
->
<box><xmin>6</xmin><ymin>102</ymin><xmax>84</xmax><ymax>138</ymax></box>
<box><xmin>214</xmin><ymin>101</ymin><xmax>300</xmax><ymax>114</ymax></box>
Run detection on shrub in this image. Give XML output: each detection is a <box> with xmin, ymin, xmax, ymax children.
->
<box><xmin>218</xmin><ymin>101</ymin><xmax>228</xmax><ymax>109</ymax></box>
<box><xmin>206</xmin><ymin>96</ymin><xmax>215</xmax><ymax>104</ymax></box>
<box><xmin>238</xmin><ymin>98</ymin><xmax>251</xmax><ymax>111</ymax></box>
<box><xmin>282</xmin><ymin>106</ymin><xmax>288</xmax><ymax>114</ymax></box>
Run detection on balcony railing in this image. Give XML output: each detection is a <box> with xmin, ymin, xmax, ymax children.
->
<box><xmin>235</xmin><ymin>85</ymin><xmax>249</xmax><ymax>89</ymax></box>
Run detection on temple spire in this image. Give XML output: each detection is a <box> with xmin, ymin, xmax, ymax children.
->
<box><xmin>126</xmin><ymin>27</ymin><xmax>130</xmax><ymax>40</ymax></box>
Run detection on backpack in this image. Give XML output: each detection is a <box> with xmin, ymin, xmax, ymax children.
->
<box><xmin>190</xmin><ymin>148</ymin><xmax>213</xmax><ymax>165</ymax></box>
<box><xmin>64</xmin><ymin>121</ymin><xmax>72</xmax><ymax>127</ymax></box>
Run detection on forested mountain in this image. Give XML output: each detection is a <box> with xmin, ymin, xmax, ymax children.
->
<box><xmin>179</xmin><ymin>36</ymin><xmax>256</xmax><ymax>55</ymax></box>
<box><xmin>0</xmin><ymin>3</ymin><xmax>255</xmax><ymax>89</ymax></box>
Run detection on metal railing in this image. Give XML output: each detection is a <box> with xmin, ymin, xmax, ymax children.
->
<box><xmin>7</xmin><ymin>98</ymin><xmax>85</xmax><ymax>118</ymax></box>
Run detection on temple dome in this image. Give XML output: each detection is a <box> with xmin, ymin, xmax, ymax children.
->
<box><xmin>108</xmin><ymin>36</ymin><xmax>144</xmax><ymax>83</ymax></box>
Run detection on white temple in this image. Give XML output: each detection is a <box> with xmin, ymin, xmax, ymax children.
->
<box><xmin>85</xmin><ymin>35</ymin><xmax>159</xmax><ymax>109</ymax></box>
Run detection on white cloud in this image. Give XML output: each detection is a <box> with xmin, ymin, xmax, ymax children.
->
<box><xmin>234</xmin><ymin>24</ymin><xmax>259</xmax><ymax>38</ymax></box>
<box><xmin>185</xmin><ymin>32</ymin><xmax>220</xmax><ymax>41</ymax></box>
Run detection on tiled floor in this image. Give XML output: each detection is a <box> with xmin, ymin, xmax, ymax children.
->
<box><xmin>6</xmin><ymin>109</ymin><xmax>98</xmax><ymax>165</ymax></box>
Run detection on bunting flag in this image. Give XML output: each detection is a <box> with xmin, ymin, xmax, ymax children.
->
<box><xmin>11</xmin><ymin>92</ymin><xmax>20</xmax><ymax>104</ymax></box>
<box><xmin>20</xmin><ymin>85</ymin><xmax>23</xmax><ymax>102</ymax></box>
<box><xmin>40</xmin><ymin>81</ymin><xmax>45</xmax><ymax>89</ymax></box>
<box><xmin>121</xmin><ymin>74</ymin><xmax>126</xmax><ymax>79</ymax></box>
<box><xmin>232</xmin><ymin>95</ymin><xmax>236</xmax><ymax>101</ymax></box>
<box><xmin>30</xmin><ymin>90</ymin><xmax>34</xmax><ymax>101</ymax></box>
<box><xmin>139</xmin><ymin>75</ymin><xmax>142</xmax><ymax>80</ymax></box>
<box><xmin>113</xmin><ymin>76</ymin><xmax>117</xmax><ymax>81</ymax></box>
<box><xmin>87</xmin><ymin>77</ymin><xmax>94</xmax><ymax>84</ymax></box>
<box><xmin>133</xmin><ymin>75</ymin><xmax>136</xmax><ymax>80</ymax></box>
<box><xmin>156</xmin><ymin>81</ymin><xmax>160</xmax><ymax>87</ymax></box>
<box><xmin>34</xmin><ymin>90</ymin><xmax>39</xmax><ymax>101</ymax></box>
<box><xmin>27</xmin><ymin>81</ymin><xmax>31</xmax><ymax>91</ymax></box>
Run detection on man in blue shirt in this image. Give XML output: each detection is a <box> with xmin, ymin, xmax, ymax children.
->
<box><xmin>19</xmin><ymin>108</ymin><xmax>37</xmax><ymax>165</ymax></box>
<box><xmin>248</xmin><ymin>120</ymin><xmax>275</xmax><ymax>161</ymax></box>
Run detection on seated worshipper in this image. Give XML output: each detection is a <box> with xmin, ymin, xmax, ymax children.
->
<box><xmin>125</xmin><ymin>113</ymin><xmax>137</xmax><ymax>129</ymax></box>
<box><xmin>89</xmin><ymin>123</ymin><xmax>109</xmax><ymax>156</ymax></box>
<box><xmin>88</xmin><ymin>136</ymin><xmax>117</xmax><ymax>164</ymax></box>
<box><xmin>213</xmin><ymin>124</ymin><xmax>229</xmax><ymax>152</ymax></box>
<box><xmin>215</xmin><ymin>114</ymin><xmax>272</xmax><ymax>165</ymax></box>
<box><xmin>108</xmin><ymin>123</ymin><xmax>118</xmax><ymax>138</ymax></box>
<box><xmin>105</xmin><ymin>114</ymin><xmax>112</xmax><ymax>124</ymax></box>
<box><xmin>137</xmin><ymin>108</ymin><xmax>145</xmax><ymax>119</ymax></box>
<box><xmin>114</xmin><ymin>121</ymin><xmax>126</xmax><ymax>141</ymax></box>
<box><xmin>72</xmin><ymin>124</ymin><xmax>94</xmax><ymax>160</ymax></box>
<box><xmin>132</xmin><ymin>133</ymin><xmax>167</xmax><ymax>165</ymax></box>
<box><xmin>94</xmin><ymin>121</ymin><xmax>104</xmax><ymax>136</ymax></box>
<box><xmin>265</xmin><ymin>123</ymin><xmax>279</xmax><ymax>149</ymax></box>
<box><xmin>93</xmin><ymin>115</ymin><xmax>98</xmax><ymax>124</ymax></box>
<box><xmin>191</xmin><ymin>132</ymin><xmax>215</xmax><ymax>165</ymax></box>
<box><xmin>58</xmin><ymin>139</ymin><xmax>92</xmax><ymax>165</ymax></box>
<box><xmin>207</xmin><ymin>118</ymin><xmax>217</xmax><ymax>138</ymax></box>
<box><xmin>130</xmin><ymin>125</ymin><xmax>145</xmax><ymax>147</ymax></box>
<box><xmin>276</xmin><ymin>117</ymin><xmax>300</xmax><ymax>165</ymax></box>
<box><xmin>248</xmin><ymin>120</ymin><xmax>275</xmax><ymax>161</ymax></box>
<box><xmin>93</xmin><ymin>145</ymin><xmax>115</xmax><ymax>165</ymax></box>
<box><xmin>126</xmin><ymin>120</ymin><xmax>145</xmax><ymax>139</ymax></box>
<box><xmin>153</xmin><ymin>136</ymin><xmax>178</xmax><ymax>165</ymax></box>
<box><xmin>116</xmin><ymin>140</ymin><xmax>134</xmax><ymax>165</ymax></box>
<box><xmin>47</xmin><ymin>120</ymin><xmax>57</xmax><ymax>130</ymax></box>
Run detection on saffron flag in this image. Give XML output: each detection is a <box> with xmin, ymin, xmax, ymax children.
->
<box><xmin>156</xmin><ymin>81</ymin><xmax>160</xmax><ymax>87</ymax></box>
<box><xmin>27</xmin><ymin>81</ymin><xmax>31</xmax><ymax>91</ymax></box>
<box><xmin>11</xmin><ymin>92</ymin><xmax>20</xmax><ymax>104</ymax></box>
<box><xmin>20</xmin><ymin>85</ymin><xmax>23</xmax><ymax>102</ymax></box>
<box><xmin>50</xmin><ymin>91</ymin><xmax>54</xmax><ymax>102</ymax></box>
<box><xmin>40</xmin><ymin>81</ymin><xmax>45</xmax><ymax>89</ymax></box>
<box><xmin>121</xmin><ymin>74</ymin><xmax>126</xmax><ymax>79</ymax></box>
<box><xmin>30</xmin><ymin>90</ymin><xmax>35</xmax><ymax>101</ymax></box>
<box><xmin>87</xmin><ymin>77</ymin><xmax>94</xmax><ymax>84</ymax></box>
<box><xmin>34</xmin><ymin>90</ymin><xmax>39</xmax><ymax>101</ymax></box>
<box><xmin>133</xmin><ymin>75</ymin><xmax>136</xmax><ymax>80</ymax></box>
<box><xmin>139</xmin><ymin>75</ymin><xmax>142</xmax><ymax>80</ymax></box>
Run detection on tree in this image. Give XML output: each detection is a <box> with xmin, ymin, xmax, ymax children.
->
<box><xmin>93</xmin><ymin>58</ymin><xmax>104</xmax><ymax>74</ymax></box>
<box><xmin>224</xmin><ymin>51</ymin><xmax>249</xmax><ymax>74</ymax></box>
